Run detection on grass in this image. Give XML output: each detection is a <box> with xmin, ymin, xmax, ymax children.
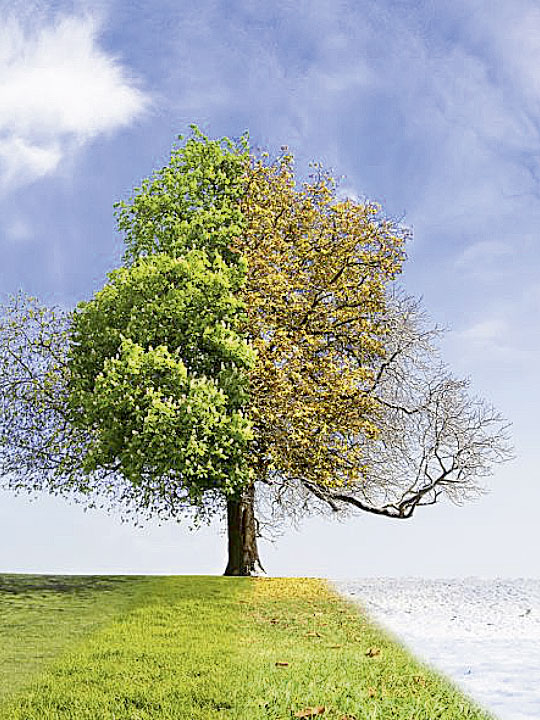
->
<box><xmin>0</xmin><ymin>574</ymin><xmax>151</xmax><ymax>699</ymax></box>
<box><xmin>0</xmin><ymin>575</ymin><xmax>493</xmax><ymax>719</ymax></box>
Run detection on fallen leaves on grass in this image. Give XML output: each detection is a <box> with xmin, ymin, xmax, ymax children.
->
<box><xmin>365</xmin><ymin>647</ymin><xmax>381</xmax><ymax>657</ymax></box>
<box><xmin>294</xmin><ymin>706</ymin><xmax>326</xmax><ymax>717</ymax></box>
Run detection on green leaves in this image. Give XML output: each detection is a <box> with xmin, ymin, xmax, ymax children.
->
<box><xmin>68</xmin><ymin>248</ymin><xmax>255</xmax><ymax>506</ymax></box>
<box><xmin>70</xmin><ymin>250</ymin><xmax>252</xmax><ymax>393</ymax></box>
<box><xmin>115</xmin><ymin>128</ymin><xmax>249</xmax><ymax>264</ymax></box>
<box><xmin>75</xmin><ymin>339</ymin><xmax>252</xmax><ymax>499</ymax></box>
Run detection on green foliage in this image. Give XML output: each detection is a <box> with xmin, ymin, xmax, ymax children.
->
<box><xmin>59</xmin><ymin>127</ymin><xmax>256</xmax><ymax>517</ymax></box>
<box><xmin>0</xmin><ymin>294</ymin><xmax>84</xmax><ymax>494</ymax></box>
<box><xmin>68</xmin><ymin>250</ymin><xmax>255</xmax><ymax>507</ymax></box>
<box><xmin>70</xmin><ymin>251</ymin><xmax>252</xmax><ymax>390</ymax></box>
<box><xmin>0</xmin><ymin>129</ymin><xmax>256</xmax><ymax>522</ymax></box>
<box><xmin>115</xmin><ymin>126</ymin><xmax>249</xmax><ymax>264</ymax></box>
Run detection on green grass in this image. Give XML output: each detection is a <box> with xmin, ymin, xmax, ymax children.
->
<box><xmin>0</xmin><ymin>575</ymin><xmax>493</xmax><ymax>719</ymax></box>
<box><xmin>0</xmin><ymin>574</ymin><xmax>152</xmax><ymax>699</ymax></box>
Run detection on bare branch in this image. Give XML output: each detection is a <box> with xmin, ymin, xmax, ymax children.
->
<box><xmin>262</xmin><ymin>288</ymin><xmax>513</xmax><ymax>522</ymax></box>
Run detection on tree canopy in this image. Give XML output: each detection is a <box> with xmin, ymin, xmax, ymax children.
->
<box><xmin>68</xmin><ymin>251</ymin><xmax>254</xmax><ymax>509</ymax></box>
<box><xmin>0</xmin><ymin>128</ymin><xmax>512</xmax><ymax>573</ymax></box>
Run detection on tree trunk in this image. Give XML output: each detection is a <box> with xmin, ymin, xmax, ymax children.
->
<box><xmin>223</xmin><ymin>483</ymin><xmax>264</xmax><ymax>576</ymax></box>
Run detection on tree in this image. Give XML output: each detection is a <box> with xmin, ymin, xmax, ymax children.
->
<box><xmin>0</xmin><ymin>130</ymin><xmax>512</xmax><ymax>575</ymax></box>
<box><xmin>272</xmin><ymin>291</ymin><xmax>512</xmax><ymax>522</ymax></box>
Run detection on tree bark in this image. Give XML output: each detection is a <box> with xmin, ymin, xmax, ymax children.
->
<box><xmin>223</xmin><ymin>483</ymin><xmax>264</xmax><ymax>576</ymax></box>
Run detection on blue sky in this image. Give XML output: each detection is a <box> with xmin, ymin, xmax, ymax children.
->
<box><xmin>1</xmin><ymin>0</ymin><xmax>539</xmax><ymax>578</ymax></box>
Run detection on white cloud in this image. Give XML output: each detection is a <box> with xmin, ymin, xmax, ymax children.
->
<box><xmin>460</xmin><ymin>318</ymin><xmax>507</xmax><ymax>344</ymax></box>
<box><xmin>450</xmin><ymin>314</ymin><xmax>535</xmax><ymax>373</ymax></box>
<box><xmin>466</xmin><ymin>1</ymin><xmax>540</xmax><ymax>112</ymax></box>
<box><xmin>4</xmin><ymin>215</ymin><xmax>32</xmax><ymax>244</ymax></box>
<box><xmin>455</xmin><ymin>241</ymin><xmax>511</xmax><ymax>268</ymax></box>
<box><xmin>0</xmin><ymin>137</ymin><xmax>62</xmax><ymax>185</ymax></box>
<box><xmin>0</xmin><ymin>13</ymin><xmax>149</xmax><ymax>189</ymax></box>
<box><xmin>453</xmin><ymin>241</ymin><xmax>517</xmax><ymax>283</ymax></box>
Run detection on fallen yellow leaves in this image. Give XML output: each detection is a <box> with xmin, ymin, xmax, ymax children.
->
<box><xmin>253</xmin><ymin>577</ymin><xmax>328</xmax><ymax>601</ymax></box>
<box><xmin>294</xmin><ymin>706</ymin><xmax>326</xmax><ymax>717</ymax></box>
<box><xmin>365</xmin><ymin>647</ymin><xmax>381</xmax><ymax>658</ymax></box>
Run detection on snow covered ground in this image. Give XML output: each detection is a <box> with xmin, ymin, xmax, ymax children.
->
<box><xmin>334</xmin><ymin>579</ymin><xmax>540</xmax><ymax>720</ymax></box>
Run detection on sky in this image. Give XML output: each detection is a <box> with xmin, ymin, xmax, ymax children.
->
<box><xmin>1</xmin><ymin>0</ymin><xmax>539</xmax><ymax>579</ymax></box>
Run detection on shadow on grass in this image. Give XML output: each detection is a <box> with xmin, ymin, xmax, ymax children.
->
<box><xmin>0</xmin><ymin>575</ymin><xmax>136</xmax><ymax>595</ymax></box>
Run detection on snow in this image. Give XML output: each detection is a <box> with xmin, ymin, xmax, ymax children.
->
<box><xmin>334</xmin><ymin>579</ymin><xmax>540</xmax><ymax>720</ymax></box>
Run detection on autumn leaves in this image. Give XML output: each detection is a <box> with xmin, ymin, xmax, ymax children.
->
<box><xmin>236</xmin><ymin>152</ymin><xmax>406</xmax><ymax>490</ymax></box>
<box><xmin>240</xmin><ymin>577</ymin><xmax>487</xmax><ymax>719</ymax></box>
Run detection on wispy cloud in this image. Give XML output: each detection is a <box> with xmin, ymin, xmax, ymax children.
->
<box><xmin>460</xmin><ymin>317</ymin><xmax>508</xmax><ymax>345</ymax></box>
<box><xmin>455</xmin><ymin>241</ymin><xmax>511</xmax><ymax>267</ymax></box>
<box><xmin>451</xmin><ymin>316</ymin><xmax>536</xmax><ymax>380</ymax></box>
<box><xmin>0</xmin><ymin>12</ymin><xmax>149</xmax><ymax>190</ymax></box>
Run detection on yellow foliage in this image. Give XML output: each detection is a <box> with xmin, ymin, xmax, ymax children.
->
<box><xmin>234</xmin><ymin>153</ymin><xmax>405</xmax><ymax>490</ymax></box>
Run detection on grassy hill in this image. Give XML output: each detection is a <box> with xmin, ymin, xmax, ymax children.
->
<box><xmin>0</xmin><ymin>574</ymin><xmax>492</xmax><ymax>719</ymax></box>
